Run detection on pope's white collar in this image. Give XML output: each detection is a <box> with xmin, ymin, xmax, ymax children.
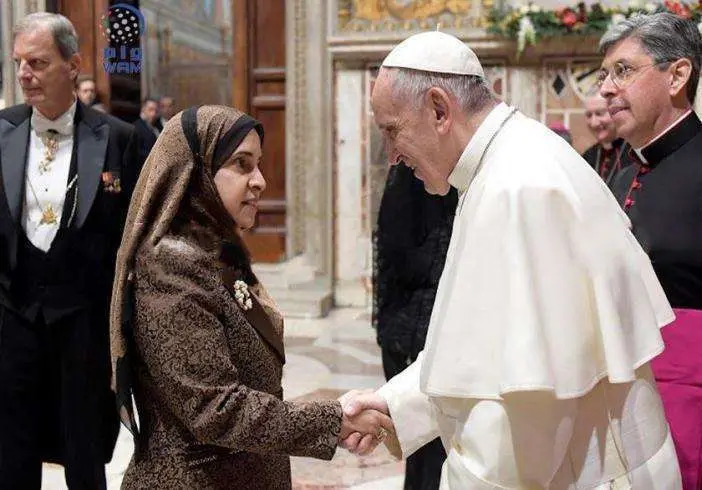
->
<box><xmin>447</xmin><ymin>102</ymin><xmax>514</xmax><ymax>193</ymax></box>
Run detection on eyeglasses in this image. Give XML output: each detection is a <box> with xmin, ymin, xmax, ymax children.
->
<box><xmin>595</xmin><ymin>60</ymin><xmax>670</xmax><ymax>89</ymax></box>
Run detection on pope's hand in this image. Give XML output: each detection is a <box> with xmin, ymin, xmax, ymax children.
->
<box><xmin>337</xmin><ymin>390</ymin><xmax>393</xmax><ymax>456</ymax></box>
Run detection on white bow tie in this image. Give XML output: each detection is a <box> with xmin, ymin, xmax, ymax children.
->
<box><xmin>31</xmin><ymin>107</ymin><xmax>75</xmax><ymax>136</ymax></box>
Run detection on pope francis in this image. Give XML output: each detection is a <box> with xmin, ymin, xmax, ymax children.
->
<box><xmin>341</xmin><ymin>32</ymin><xmax>682</xmax><ymax>489</ymax></box>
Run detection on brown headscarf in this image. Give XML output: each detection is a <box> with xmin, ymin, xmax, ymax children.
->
<box><xmin>109</xmin><ymin>105</ymin><xmax>265</xmax><ymax>433</ymax></box>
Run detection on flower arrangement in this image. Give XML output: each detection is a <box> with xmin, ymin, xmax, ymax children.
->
<box><xmin>485</xmin><ymin>1</ymin><xmax>702</xmax><ymax>55</ymax></box>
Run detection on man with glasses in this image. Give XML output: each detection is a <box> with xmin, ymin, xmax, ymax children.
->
<box><xmin>599</xmin><ymin>12</ymin><xmax>702</xmax><ymax>489</ymax></box>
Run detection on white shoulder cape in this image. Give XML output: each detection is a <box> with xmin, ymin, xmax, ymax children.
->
<box><xmin>420</xmin><ymin>112</ymin><xmax>673</xmax><ymax>400</ymax></box>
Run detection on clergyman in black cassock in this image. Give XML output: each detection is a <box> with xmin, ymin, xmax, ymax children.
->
<box><xmin>600</xmin><ymin>12</ymin><xmax>702</xmax><ymax>489</ymax></box>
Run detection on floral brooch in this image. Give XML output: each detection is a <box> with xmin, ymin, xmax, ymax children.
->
<box><xmin>233</xmin><ymin>280</ymin><xmax>253</xmax><ymax>311</ymax></box>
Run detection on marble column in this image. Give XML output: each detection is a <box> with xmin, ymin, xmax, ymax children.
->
<box><xmin>252</xmin><ymin>0</ymin><xmax>334</xmax><ymax>318</ymax></box>
<box><xmin>508</xmin><ymin>67</ymin><xmax>541</xmax><ymax>120</ymax></box>
<box><xmin>334</xmin><ymin>67</ymin><xmax>367</xmax><ymax>307</ymax></box>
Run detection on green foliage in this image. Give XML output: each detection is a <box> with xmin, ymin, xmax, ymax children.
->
<box><xmin>485</xmin><ymin>1</ymin><xmax>702</xmax><ymax>54</ymax></box>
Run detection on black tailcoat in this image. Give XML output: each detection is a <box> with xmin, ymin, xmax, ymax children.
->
<box><xmin>0</xmin><ymin>101</ymin><xmax>138</xmax><ymax>485</ymax></box>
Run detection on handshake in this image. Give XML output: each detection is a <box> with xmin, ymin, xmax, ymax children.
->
<box><xmin>337</xmin><ymin>390</ymin><xmax>401</xmax><ymax>458</ymax></box>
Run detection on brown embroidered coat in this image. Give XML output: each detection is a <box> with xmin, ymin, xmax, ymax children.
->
<box><xmin>122</xmin><ymin>233</ymin><xmax>341</xmax><ymax>489</ymax></box>
<box><xmin>109</xmin><ymin>106</ymin><xmax>342</xmax><ymax>489</ymax></box>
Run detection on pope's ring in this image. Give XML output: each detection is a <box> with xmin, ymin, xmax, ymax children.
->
<box><xmin>376</xmin><ymin>427</ymin><xmax>388</xmax><ymax>442</ymax></box>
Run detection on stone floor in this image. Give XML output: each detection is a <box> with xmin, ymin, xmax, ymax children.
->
<box><xmin>41</xmin><ymin>308</ymin><xmax>405</xmax><ymax>489</ymax></box>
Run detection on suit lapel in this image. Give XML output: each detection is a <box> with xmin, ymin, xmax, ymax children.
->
<box><xmin>0</xmin><ymin>107</ymin><xmax>31</xmax><ymax>271</ymax></box>
<box><xmin>245</xmin><ymin>295</ymin><xmax>286</xmax><ymax>365</ymax></box>
<box><xmin>0</xmin><ymin>117</ymin><xmax>30</xmax><ymax>225</ymax></box>
<box><xmin>222</xmin><ymin>267</ymin><xmax>286</xmax><ymax>364</ymax></box>
<box><xmin>74</xmin><ymin>113</ymin><xmax>109</xmax><ymax>228</ymax></box>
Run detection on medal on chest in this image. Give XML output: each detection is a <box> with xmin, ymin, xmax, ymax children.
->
<box><xmin>39</xmin><ymin>205</ymin><xmax>58</xmax><ymax>225</ymax></box>
<box><xmin>38</xmin><ymin>130</ymin><xmax>59</xmax><ymax>174</ymax></box>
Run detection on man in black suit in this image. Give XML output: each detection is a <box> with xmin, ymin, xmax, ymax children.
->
<box><xmin>0</xmin><ymin>12</ymin><xmax>138</xmax><ymax>489</ymax></box>
<box><xmin>133</xmin><ymin>97</ymin><xmax>160</xmax><ymax>164</ymax></box>
<box><xmin>156</xmin><ymin>94</ymin><xmax>175</xmax><ymax>132</ymax></box>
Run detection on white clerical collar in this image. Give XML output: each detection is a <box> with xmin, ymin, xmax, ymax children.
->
<box><xmin>31</xmin><ymin>99</ymin><xmax>77</xmax><ymax>136</ymax></box>
<box><xmin>634</xmin><ymin>109</ymin><xmax>693</xmax><ymax>163</ymax></box>
<box><xmin>447</xmin><ymin>102</ymin><xmax>514</xmax><ymax>192</ymax></box>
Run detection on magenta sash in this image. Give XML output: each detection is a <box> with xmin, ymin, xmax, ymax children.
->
<box><xmin>651</xmin><ymin>308</ymin><xmax>702</xmax><ymax>490</ymax></box>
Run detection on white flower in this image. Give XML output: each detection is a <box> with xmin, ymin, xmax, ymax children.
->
<box><xmin>628</xmin><ymin>0</ymin><xmax>643</xmax><ymax>9</ymax></box>
<box><xmin>644</xmin><ymin>2</ymin><xmax>657</xmax><ymax>12</ymax></box>
<box><xmin>517</xmin><ymin>15</ymin><xmax>535</xmax><ymax>55</ymax></box>
<box><xmin>519</xmin><ymin>4</ymin><xmax>530</xmax><ymax>14</ymax></box>
<box><xmin>610</xmin><ymin>13</ymin><xmax>626</xmax><ymax>27</ymax></box>
<box><xmin>529</xmin><ymin>4</ymin><xmax>541</xmax><ymax>13</ymax></box>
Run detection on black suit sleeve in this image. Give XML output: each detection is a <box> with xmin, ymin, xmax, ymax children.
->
<box><xmin>133</xmin><ymin>120</ymin><xmax>158</xmax><ymax>170</ymax></box>
<box><xmin>121</xmin><ymin>128</ymin><xmax>140</xmax><ymax>201</ymax></box>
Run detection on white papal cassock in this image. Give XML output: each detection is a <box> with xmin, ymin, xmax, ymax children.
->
<box><xmin>377</xmin><ymin>102</ymin><xmax>681</xmax><ymax>489</ymax></box>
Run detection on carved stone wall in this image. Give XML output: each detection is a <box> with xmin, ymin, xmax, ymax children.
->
<box><xmin>335</xmin><ymin>0</ymin><xmax>494</xmax><ymax>34</ymax></box>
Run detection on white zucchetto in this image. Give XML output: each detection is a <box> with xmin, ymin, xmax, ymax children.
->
<box><xmin>382</xmin><ymin>31</ymin><xmax>485</xmax><ymax>78</ymax></box>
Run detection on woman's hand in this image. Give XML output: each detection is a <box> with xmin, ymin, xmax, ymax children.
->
<box><xmin>337</xmin><ymin>390</ymin><xmax>395</xmax><ymax>456</ymax></box>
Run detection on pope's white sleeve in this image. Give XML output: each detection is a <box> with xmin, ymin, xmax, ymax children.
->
<box><xmin>376</xmin><ymin>352</ymin><xmax>441</xmax><ymax>458</ymax></box>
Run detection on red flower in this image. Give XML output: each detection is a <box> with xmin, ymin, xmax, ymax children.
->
<box><xmin>561</xmin><ymin>8</ymin><xmax>579</xmax><ymax>27</ymax></box>
<box><xmin>664</xmin><ymin>0</ymin><xmax>692</xmax><ymax>18</ymax></box>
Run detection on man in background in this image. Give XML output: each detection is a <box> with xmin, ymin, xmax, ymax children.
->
<box><xmin>581</xmin><ymin>91</ymin><xmax>633</xmax><ymax>186</ymax></box>
<box><xmin>133</xmin><ymin>97</ymin><xmax>160</xmax><ymax>164</ymax></box>
<box><xmin>75</xmin><ymin>74</ymin><xmax>96</xmax><ymax>107</ymax></box>
<box><xmin>156</xmin><ymin>94</ymin><xmax>175</xmax><ymax>131</ymax></box>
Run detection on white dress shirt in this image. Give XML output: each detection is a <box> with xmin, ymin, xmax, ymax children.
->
<box><xmin>23</xmin><ymin>101</ymin><xmax>77</xmax><ymax>252</ymax></box>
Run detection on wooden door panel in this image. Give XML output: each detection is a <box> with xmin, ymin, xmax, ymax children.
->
<box><xmin>253</xmin><ymin>2</ymin><xmax>285</xmax><ymax>68</ymax></box>
<box><xmin>233</xmin><ymin>0</ymin><xmax>286</xmax><ymax>263</ymax></box>
<box><xmin>254</xmin><ymin>107</ymin><xmax>285</xmax><ymax>199</ymax></box>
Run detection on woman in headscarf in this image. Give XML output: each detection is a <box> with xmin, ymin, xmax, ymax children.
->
<box><xmin>110</xmin><ymin>106</ymin><xmax>391</xmax><ymax>489</ymax></box>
